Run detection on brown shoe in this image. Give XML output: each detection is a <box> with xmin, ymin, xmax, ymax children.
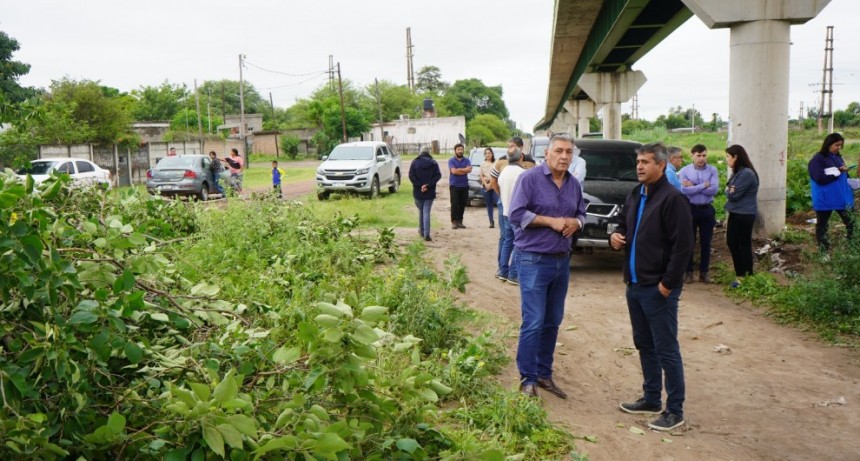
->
<box><xmin>520</xmin><ymin>382</ymin><xmax>539</xmax><ymax>398</ymax></box>
<box><xmin>536</xmin><ymin>377</ymin><xmax>567</xmax><ymax>399</ymax></box>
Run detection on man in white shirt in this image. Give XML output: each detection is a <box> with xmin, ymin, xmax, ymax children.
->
<box><xmin>497</xmin><ymin>146</ymin><xmax>527</xmax><ymax>285</ymax></box>
<box><xmin>567</xmin><ymin>147</ymin><xmax>586</xmax><ymax>189</ymax></box>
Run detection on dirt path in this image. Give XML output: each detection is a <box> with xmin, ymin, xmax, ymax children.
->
<box><xmin>408</xmin><ymin>163</ymin><xmax>860</xmax><ymax>461</ymax></box>
<box><xmin>281</xmin><ymin>158</ymin><xmax>860</xmax><ymax>460</ymax></box>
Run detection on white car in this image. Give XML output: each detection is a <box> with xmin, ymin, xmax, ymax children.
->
<box><xmin>315</xmin><ymin>141</ymin><xmax>401</xmax><ymax>200</ymax></box>
<box><xmin>16</xmin><ymin>158</ymin><xmax>112</xmax><ymax>188</ymax></box>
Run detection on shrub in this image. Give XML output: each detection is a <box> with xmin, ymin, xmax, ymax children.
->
<box><xmin>279</xmin><ymin>134</ymin><xmax>301</xmax><ymax>160</ymax></box>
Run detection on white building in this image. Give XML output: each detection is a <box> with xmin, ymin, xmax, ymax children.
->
<box><xmin>367</xmin><ymin>115</ymin><xmax>465</xmax><ymax>155</ymax></box>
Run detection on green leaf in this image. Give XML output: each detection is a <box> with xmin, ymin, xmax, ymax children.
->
<box><xmin>359</xmin><ymin>305</ymin><xmax>388</xmax><ymax>323</ymax></box>
<box><xmin>254</xmin><ymin>436</ymin><xmax>297</xmax><ymax>459</ymax></box>
<box><xmin>313</xmin><ymin>433</ymin><xmax>351</xmax><ymax>456</ymax></box>
<box><xmin>350</xmin><ymin>323</ymin><xmax>379</xmax><ymax>345</ymax></box>
<box><xmin>428</xmin><ymin>380</ymin><xmax>452</xmax><ymax>395</ymax></box>
<box><xmin>416</xmin><ymin>387</ymin><xmax>438</xmax><ymax>402</ymax></box>
<box><xmin>124</xmin><ymin>341</ymin><xmax>143</xmax><ymax>364</ymax></box>
<box><xmin>395</xmin><ymin>438</ymin><xmax>420</xmax><ymax>454</ymax></box>
<box><xmin>316</xmin><ymin>301</ymin><xmax>352</xmax><ymax>319</ymax></box>
<box><xmin>213</xmin><ymin>370</ymin><xmax>239</xmax><ymax>404</ymax></box>
<box><xmin>272</xmin><ymin>346</ymin><xmax>301</xmax><ymax>364</ymax></box>
<box><xmin>191</xmin><ymin>283</ymin><xmax>221</xmax><ymax>297</ymax></box>
<box><xmin>82</xmin><ymin>221</ymin><xmax>98</xmax><ymax>234</ymax></box>
<box><xmin>216</xmin><ymin>423</ymin><xmax>244</xmax><ymax>449</ymax></box>
<box><xmin>150</xmin><ymin>312</ymin><xmax>169</xmax><ymax>322</ymax></box>
<box><xmin>189</xmin><ymin>382</ymin><xmax>211</xmax><ymax>401</ymax></box>
<box><xmin>309</xmin><ymin>405</ymin><xmax>330</xmax><ymax>422</ymax></box>
<box><xmin>477</xmin><ymin>450</ymin><xmax>505</xmax><ymax>461</ymax></box>
<box><xmin>303</xmin><ymin>368</ymin><xmax>325</xmax><ymax>391</ymax></box>
<box><xmin>106</xmin><ymin>411</ymin><xmax>126</xmax><ymax>433</ymax></box>
<box><xmin>203</xmin><ymin>425</ymin><xmax>226</xmax><ymax>458</ymax></box>
<box><xmin>323</xmin><ymin>328</ymin><xmax>344</xmax><ymax>343</ymax></box>
<box><xmin>314</xmin><ymin>314</ymin><xmax>340</xmax><ymax>328</ymax></box>
<box><xmin>68</xmin><ymin>311</ymin><xmax>98</xmax><ymax>325</ymax></box>
<box><xmin>227</xmin><ymin>414</ymin><xmax>257</xmax><ymax>437</ymax></box>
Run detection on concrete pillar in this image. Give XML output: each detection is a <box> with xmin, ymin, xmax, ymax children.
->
<box><xmin>578</xmin><ymin>71</ymin><xmax>646</xmax><ymax>140</ymax></box>
<box><xmin>563</xmin><ymin>100</ymin><xmax>598</xmax><ymax>138</ymax></box>
<box><xmin>682</xmin><ymin>0</ymin><xmax>831</xmax><ymax>237</ymax></box>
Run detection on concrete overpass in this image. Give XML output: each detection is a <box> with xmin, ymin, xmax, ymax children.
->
<box><xmin>537</xmin><ymin>0</ymin><xmax>832</xmax><ymax>236</ymax></box>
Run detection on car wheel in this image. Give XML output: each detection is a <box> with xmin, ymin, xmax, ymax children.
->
<box><xmin>369</xmin><ymin>176</ymin><xmax>380</xmax><ymax>198</ymax></box>
<box><xmin>388</xmin><ymin>170</ymin><xmax>400</xmax><ymax>193</ymax></box>
<box><xmin>317</xmin><ymin>191</ymin><xmax>330</xmax><ymax>201</ymax></box>
<box><xmin>198</xmin><ymin>183</ymin><xmax>209</xmax><ymax>201</ymax></box>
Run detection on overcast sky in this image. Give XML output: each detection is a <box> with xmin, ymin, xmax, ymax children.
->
<box><xmin>3</xmin><ymin>0</ymin><xmax>858</xmax><ymax>132</ymax></box>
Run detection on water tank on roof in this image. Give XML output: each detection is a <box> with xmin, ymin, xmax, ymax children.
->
<box><xmin>423</xmin><ymin>98</ymin><xmax>435</xmax><ymax>111</ymax></box>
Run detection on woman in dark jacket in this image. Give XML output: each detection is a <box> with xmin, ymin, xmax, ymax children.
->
<box><xmin>807</xmin><ymin>132</ymin><xmax>853</xmax><ymax>252</ymax></box>
<box><xmin>724</xmin><ymin>145</ymin><xmax>759</xmax><ymax>287</ymax></box>
<box><xmin>408</xmin><ymin>146</ymin><xmax>442</xmax><ymax>241</ymax></box>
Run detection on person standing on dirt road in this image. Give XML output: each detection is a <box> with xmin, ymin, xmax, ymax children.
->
<box><xmin>409</xmin><ymin>146</ymin><xmax>442</xmax><ymax>241</ymax></box>
<box><xmin>679</xmin><ymin>144</ymin><xmax>718</xmax><ymax>283</ymax></box>
<box><xmin>610</xmin><ymin>141</ymin><xmax>693</xmax><ymax>432</ymax></box>
<box><xmin>448</xmin><ymin>143</ymin><xmax>471</xmax><ymax>229</ymax></box>
<box><xmin>724</xmin><ymin>144</ymin><xmax>759</xmax><ymax>287</ymax></box>
<box><xmin>508</xmin><ymin>132</ymin><xmax>586</xmax><ymax>400</ymax></box>
<box><xmin>496</xmin><ymin>146</ymin><xmax>527</xmax><ymax>285</ymax></box>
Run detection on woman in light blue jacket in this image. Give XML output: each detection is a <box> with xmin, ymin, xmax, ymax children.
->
<box><xmin>724</xmin><ymin>145</ymin><xmax>759</xmax><ymax>287</ymax></box>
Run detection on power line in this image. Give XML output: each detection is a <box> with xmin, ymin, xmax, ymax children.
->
<box><xmin>257</xmin><ymin>72</ymin><xmax>329</xmax><ymax>90</ymax></box>
<box><xmin>243</xmin><ymin>60</ymin><xmax>327</xmax><ymax>77</ymax></box>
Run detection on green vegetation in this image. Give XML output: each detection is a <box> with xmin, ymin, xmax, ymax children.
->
<box><xmin>310</xmin><ymin>188</ymin><xmax>418</xmax><ymax>229</ymax></box>
<box><xmin>241</xmin><ymin>163</ymin><xmax>316</xmax><ymax>190</ymax></box>
<box><xmin>0</xmin><ymin>174</ymin><xmax>579</xmax><ymax>459</ymax></box>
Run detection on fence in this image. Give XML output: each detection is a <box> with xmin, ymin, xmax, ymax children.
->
<box><xmin>39</xmin><ymin>141</ymin><xmax>203</xmax><ymax>186</ymax></box>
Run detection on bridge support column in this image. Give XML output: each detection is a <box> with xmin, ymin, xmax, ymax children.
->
<box><xmin>562</xmin><ymin>100</ymin><xmax>598</xmax><ymax>138</ymax></box>
<box><xmin>578</xmin><ymin>71</ymin><xmax>646</xmax><ymax>140</ymax></box>
<box><xmin>682</xmin><ymin>0</ymin><xmax>830</xmax><ymax>237</ymax></box>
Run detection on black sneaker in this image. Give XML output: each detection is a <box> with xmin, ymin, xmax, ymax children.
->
<box><xmin>619</xmin><ymin>398</ymin><xmax>662</xmax><ymax>415</ymax></box>
<box><xmin>495</xmin><ymin>271</ymin><xmax>507</xmax><ymax>281</ymax></box>
<box><xmin>506</xmin><ymin>277</ymin><xmax>519</xmax><ymax>286</ymax></box>
<box><xmin>648</xmin><ymin>412</ymin><xmax>685</xmax><ymax>431</ymax></box>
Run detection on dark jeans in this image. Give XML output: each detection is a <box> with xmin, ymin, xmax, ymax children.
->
<box><xmin>273</xmin><ymin>183</ymin><xmax>282</xmax><ymax>198</ymax></box>
<box><xmin>517</xmin><ymin>251</ymin><xmax>570</xmax><ymax>383</ymax></box>
<box><xmin>415</xmin><ymin>198</ymin><xmax>434</xmax><ymax>238</ymax></box>
<box><xmin>687</xmin><ymin>203</ymin><xmax>716</xmax><ymax>273</ymax></box>
<box><xmin>726</xmin><ymin>212</ymin><xmax>756</xmax><ymax>277</ymax></box>
<box><xmin>482</xmin><ymin>188</ymin><xmax>496</xmax><ymax>225</ymax></box>
<box><xmin>449</xmin><ymin>186</ymin><xmax>468</xmax><ymax>222</ymax></box>
<box><xmin>815</xmin><ymin>209</ymin><xmax>855</xmax><ymax>251</ymax></box>
<box><xmin>498</xmin><ymin>214</ymin><xmax>518</xmax><ymax>280</ymax></box>
<box><xmin>626</xmin><ymin>283</ymin><xmax>685</xmax><ymax>416</ymax></box>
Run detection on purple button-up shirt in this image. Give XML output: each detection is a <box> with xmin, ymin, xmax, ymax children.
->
<box><xmin>679</xmin><ymin>163</ymin><xmax>719</xmax><ymax>205</ymax></box>
<box><xmin>508</xmin><ymin>162</ymin><xmax>587</xmax><ymax>254</ymax></box>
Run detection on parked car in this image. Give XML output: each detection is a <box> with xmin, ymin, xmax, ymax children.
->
<box><xmin>146</xmin><ymin>155</ymin><xmax>220</xmax><ymax>200</ymax></box>
<box><xmin>528</xmin><ymin>136</ymin><xmax>549</xmax><ymax>164</ymax></box>
<box><xmin>316</xmin><ymin>141</ymin><xmax>401</xmax><ymax>200</ymax></box>
<box><xmin>16</xmin><ymin>158</ymin><xmax>112</xmax><ymax>188</ymax></box>
<box><xmin>574</xmin><ymin>139</ymin><xmax>642</xmax><ymax>250</ymax></box>
<box><xmin>466</xmin><ymin>147</ymin><xmax>507</xmax><ymax>206</ymax></box>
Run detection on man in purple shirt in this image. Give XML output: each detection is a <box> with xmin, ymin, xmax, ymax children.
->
<box><xmin>679</xmin><ymin>144</ymin><xmax>719</xmax><ymax>283</ymax></box>
<box><xmin>508</xmin><ymin>133</ymin><xmax>587</xmax><ymax>399</ymax></box>
<box><xmin>448</xmin><ymin>143</ymin><xmax>472</xmax><ymax>228</ymax></box>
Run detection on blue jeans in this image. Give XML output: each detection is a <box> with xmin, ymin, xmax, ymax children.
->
<box><xmin>482</xmin><ymin>189</ymin><xmax>496</xmax><ymax>225</ymax></box>
<box><xmin>415</xmin><ymin>198</ymin><xmax>433</xmax><ymax>238</ymax></box>
<box><xmin>516</xmin><ymin>251</ymin><xmax>570</xmax><ymax>383</ymax></box>
<box><xmin>625</xmin><ymin>283</ymin><xmax>685</xmax><ymax>416</ymax></box>
<box><xmin>498</xmin><ymin>213</ymin><xmax>518</xmax><ymax>280</ymax></box>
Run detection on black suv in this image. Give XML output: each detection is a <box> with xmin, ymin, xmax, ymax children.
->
<box><xmin>574</xmin><ymin>139</ymin><xmax>642</xmax><ymax>249</ymax></box>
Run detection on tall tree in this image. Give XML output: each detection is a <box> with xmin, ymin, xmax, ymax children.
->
<box><xmin>366</xmin><ymin>80</ymin><xmax>421</xmax><ymax>122</ymax></box>
<box><xmin>131</xmin><ymin>81</ymin><xmax>188</xmax><ymax>121</ymax></box>
<box><xmin>439</xmin><ymin>78</ymin><xmax>509</xmax><ymax>122</ymax></box>
<box><xmin>0</xmin><ymin>30</ymin><xmax>33</xmax><ymax>105</ymax></box>
<box><xmin>41</xmin><ymin>78</ymin><xmax>134</xmax><ymax>144</ymax></box>
<box><xmin>197</xmin><ymin>79</ymin><xmax>267</xmax><ymax>120</ymax></box>
<box><xmin>416</xmin><ymin>65</ymin><xmax>448</xmax><ymax>94</ymax></box>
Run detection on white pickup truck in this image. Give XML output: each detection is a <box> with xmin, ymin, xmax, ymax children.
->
<box><xmin>315</xmin><ymin>141</ymin><xmax>401</xmax><ymax>200</ymax></box>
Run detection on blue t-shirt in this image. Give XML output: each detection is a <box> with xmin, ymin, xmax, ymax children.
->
<box><xmin>272</xmin><ymin>167</ymin><xmax>284</xmax><ymax>185</ymax></box>
<box><xmin>447</xmin><ymin>156</ymin><xmax>471</xmax><ymax>188</ymax></box>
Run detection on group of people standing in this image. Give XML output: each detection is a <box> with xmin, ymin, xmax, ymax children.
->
<box><xmin>406</xmin><ymin>132</ymin><xmax>854</xmax><ymax>434</ymax></box>
<box><xmin>206</xmin><ymin>148</ymin><xmax>245</xmax><ymax>194</ymax></box>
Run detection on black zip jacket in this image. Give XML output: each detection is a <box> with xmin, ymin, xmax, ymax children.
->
<box><xmin>408</xmin><ymin>153</ymin><xmax>442</xmax><ymax>200</ymax></box>
<box><xmin>611</xmin><ymin>175</ymin><xmax>694</xmax><ymax>289</ymax></box>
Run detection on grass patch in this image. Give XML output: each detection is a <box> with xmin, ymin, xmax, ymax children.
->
<box><xmin>243</xmin><ymin>163</ymin><xmax>316</xmax><ymax>189</ymax></box>
<box><xmin>310</xmin><ymin>187</ymin><xmax>418</xmax><ymax>228</ymax></box>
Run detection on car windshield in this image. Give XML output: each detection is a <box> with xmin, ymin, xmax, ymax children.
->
<box><xmin>156</xmin><ymin>156</ymin><xmax>196</xmax><ymax>168</ymax></box>
<box><xmin>580</xmin><ymin>149</ymin><xmax>639</xmax><ymax>181</ymax></box>
<box><xmin>328</xmin><ymin>146</ymin><xmax>374</xmax><ymax>161</ymax></box>
<box><xmin>17</xmin><ymin>161</ymin><xmax>58</xmax><ymax>175</ymax></box>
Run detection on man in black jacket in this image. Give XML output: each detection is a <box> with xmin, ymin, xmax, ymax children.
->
<box><xmin>409</xmin><ymin>146</ymin><xmax>442</xmax><ymax>241</ymax></box>
<box><xmin>609</xmin><ymin>142</ymin><xmax>693</xmax><ymax>432</ymax></box>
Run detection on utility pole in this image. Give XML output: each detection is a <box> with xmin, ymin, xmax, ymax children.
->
<box><xmin>799</xmin><ymin>101</ymin><xmax>805</xmax><ymax>122</ymax></box>
<box><xmin>207</xmin><ymin>87</ymin><xmax>212</xmax><ymax>133</ymax></box>
<box><xmin>690</xmin><ymin>104</ymin><xmax>696</xmax><ymax>131</ymax></box>
<box><xmin>375</xmin><ymin>78</ymin><xmax>384</xmax><ymax>141</ymax></box>
<box><xmin>220</xmin><ymin>83</ymin><xmax>227</xmax><ymax>126</ymax></box>
<box><xmin>818</xmin><ymin>26</ymin><xmax>834</xmax><ymax>134</ymax></box>
<box><xmin>631</xmin><ymin>93</ymin><xmax>639</xmax><ymax>120</ymax></box>
<box><xmin>194</xmin><ymin>79</ymin><xmax>203</xmax><ymax>139</ymax></box>
<box><xmin>328</xmin><ymin>55</ymin><xmax>335</xmax><ymax>91</ymax></box>
<box><xmin>269</xmin><ymin>92</ymin><xmax>275</xmax><ymax>124</ymax></box>
<box><xmin>239</xmin><ymin>53</ymin><xmax>248</xmax><ymax>165</ymax></box>
<box><xmin>406</xmin><ymin>27</ymin><xmax>415</xmax><ymax>92</ymax></box>
<box><xmin>337</xmin><ymin>62</ymin><xmax>347</xmax><ymax>143</ymax></box>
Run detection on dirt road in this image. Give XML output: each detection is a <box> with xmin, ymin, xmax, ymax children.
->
<box><xmin>284</xmin><ymin>158</ymin><xmax>860</xmax><ymax>460</ymax></box>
